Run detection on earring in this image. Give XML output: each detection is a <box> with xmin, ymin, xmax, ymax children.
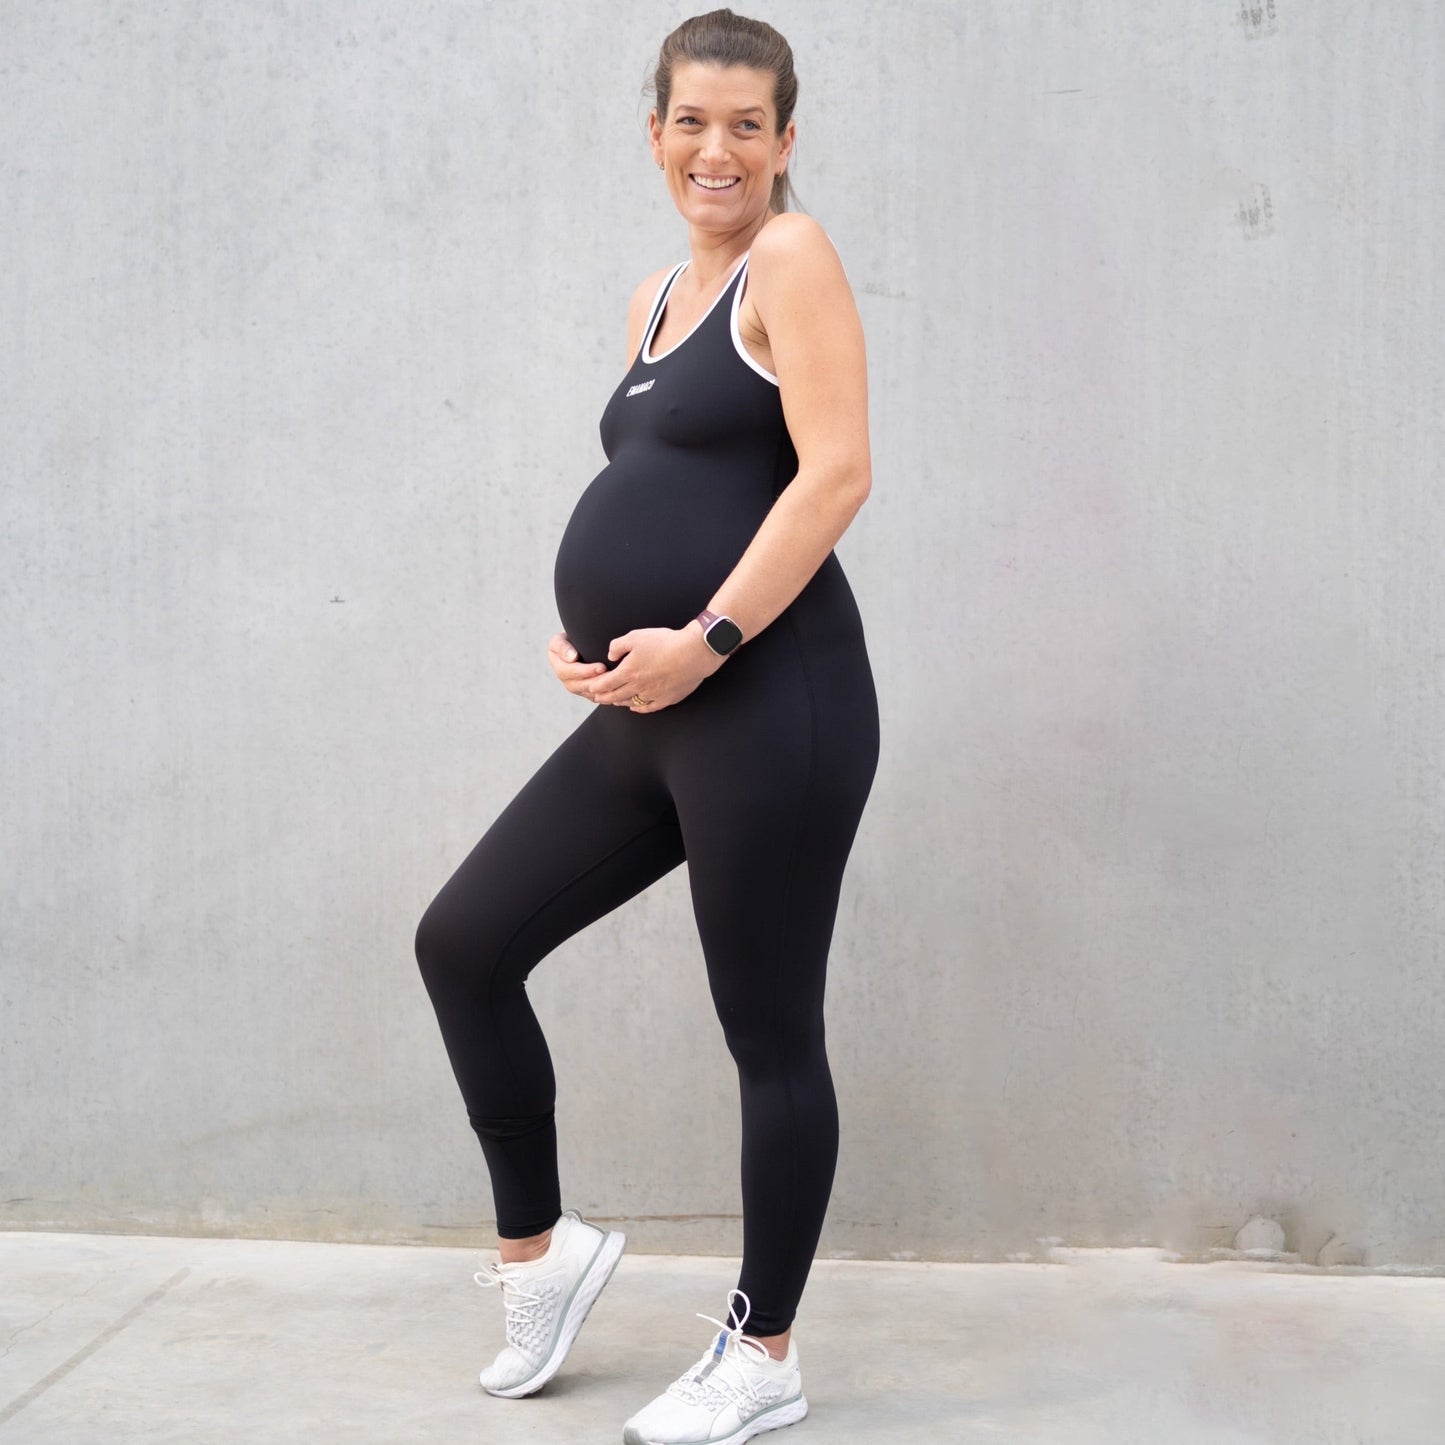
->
<box><xmin>657</xmin><ymin>161</ymin><xmax>665</xmax><ymax>170</ymax></box>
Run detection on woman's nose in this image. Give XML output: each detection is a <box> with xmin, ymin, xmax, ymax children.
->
<box><xmin>699</xmin><ymin>126</ymin><xmax>730</xmax><ymax>161</ymax></box>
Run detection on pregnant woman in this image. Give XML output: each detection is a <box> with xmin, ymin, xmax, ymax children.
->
<box><xmin>414</xmin><ymin>10</ymin><xmax>879</xmax><ymax>1443</ymax></box>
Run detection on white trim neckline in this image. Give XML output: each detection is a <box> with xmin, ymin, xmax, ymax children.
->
<box><xmin>641</xmin><ymin>251</ymin><xmax>751</xmax><ymax>365</ymax></box>
<box><xmin>728</xmin><ymin>256</ymin><xmax>780</xmax><ymax>386</ymax></box>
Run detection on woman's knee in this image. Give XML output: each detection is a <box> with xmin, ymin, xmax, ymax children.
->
<box><xmin>720</xmin><ymin>1011</ymin><xmax>828</xmax><ymax>1083</ymax></box>
<box><xmin>414</xmin><ymin>890</ymin><xmax>486</xmax><ymax>994</ymax></box>
<box><xmin>415</xmin><ymin>883</ymin><xmax>533</xmax><ymax>1003</ymax></box>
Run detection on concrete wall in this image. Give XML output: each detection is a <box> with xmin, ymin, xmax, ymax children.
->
<box><xmin>4</xmin><ymin>1</ymin><xmax>1442</xmax><ymax>1267</ymax></box>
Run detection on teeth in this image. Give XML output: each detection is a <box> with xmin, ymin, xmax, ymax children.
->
<box><xmin>692</xmin><ymin>175</ymin><xmax>738</xmax><ymax>189</ymax></box>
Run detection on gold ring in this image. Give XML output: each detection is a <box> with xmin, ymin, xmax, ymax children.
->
<box><xmin>630</xmin><ymin>693</ymin><xmax>647</xmax><ymax>706</ymax></box>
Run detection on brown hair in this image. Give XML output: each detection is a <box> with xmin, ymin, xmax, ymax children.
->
<box><xmin>649</xmin><ymin>9</ymin><xmax>800</xmax><ymax>214</ymax></box>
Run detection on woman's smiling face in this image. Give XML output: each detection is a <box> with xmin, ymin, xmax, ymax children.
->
<box><xmin>649</xmin><ymin>62</ymin><xmax>795</xmax><ymax>231</ymax></box>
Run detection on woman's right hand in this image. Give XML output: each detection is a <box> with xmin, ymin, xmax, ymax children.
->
<box><xmin>547</xmin><ymin>631</ymin><xmax>609</xmax><ymax>701</ymax></box>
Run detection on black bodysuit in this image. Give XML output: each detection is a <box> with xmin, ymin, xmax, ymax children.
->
<box><xmin>415</xmin><ymin>250</ymin><xmax>879</xmax><ymax>1336</ymax></box>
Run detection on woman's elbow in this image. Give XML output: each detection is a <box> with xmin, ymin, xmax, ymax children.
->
<box><xmin>841</xmin><ymin>462</ymin><xmax>871</xmax><ymax>512</ymax></box>
<box><xmin>800</xmin><ymin>456</ymin><xmax>870</xmax><ymax>515</ymax></box>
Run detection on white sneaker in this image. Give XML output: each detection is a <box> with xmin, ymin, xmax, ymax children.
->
<box><xmin>622</xmin><ymin>1290</ymin><xmax>808</xmax><ymax>1445</ymax></box>
<box><xmin>474</xmin><ymin>1209</ymin><xmax>626</xmax><ymax>1398</ymax></box>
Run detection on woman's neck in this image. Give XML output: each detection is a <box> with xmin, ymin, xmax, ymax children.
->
<box><xmin>684</xmin><ymin>212</ymin><xmax>775</xmax><ymax>284</ymax></box>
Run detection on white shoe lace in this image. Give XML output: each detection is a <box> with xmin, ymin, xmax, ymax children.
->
<box><xmin>474</xmin><ymin>1261</ymin><xmax>549</xmax><ymax>1356</ymax></box>
<box><xmin>667</xmin><ymin>1288</ymin><xmax>776</xmax><ymax>1410</ymax></box>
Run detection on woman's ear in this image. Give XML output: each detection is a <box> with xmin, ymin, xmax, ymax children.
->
<box><xmin>777</xmin><ymin>119</ymin><xmax>797</xmax><ymax>169</ymax></box>
<box><xmin>648</xmin><ymin>107</ymin><xmax>664</xmax><ymax>168</ymax></box>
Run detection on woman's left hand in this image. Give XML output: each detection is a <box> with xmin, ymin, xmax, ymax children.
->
<box><xmin>587</xmin><ymin>626</ymin><xmax>726</xmax><ymax>712</ymax></box>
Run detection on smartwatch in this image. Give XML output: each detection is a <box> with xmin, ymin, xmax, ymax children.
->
<box><xmin>696</xmin><ymin>609</ymin><xmax>744</xmax><ymax>657</ymax></box>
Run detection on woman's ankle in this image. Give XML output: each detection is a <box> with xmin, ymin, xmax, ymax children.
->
<box><xmin>752</xmin><ymin>1328</ymin><xmax>791</xmax><ymax>1362</ymax></box>
<box><xmin>497</xmin><ymin>1226</ymin><xmax>553</xmax><ymax>1265</ymax></box>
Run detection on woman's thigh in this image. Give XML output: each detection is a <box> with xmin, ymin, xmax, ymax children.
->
<box><xmin>665</xmin><ymin>629</ymin><xmax>879</xmax><ymax>1033</ymax></box>
<box><xmin>416</xmin><ymin>709</ymin><xmax>685</xmax><ymax>992</ymax></box>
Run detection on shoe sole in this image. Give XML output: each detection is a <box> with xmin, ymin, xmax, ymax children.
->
<box><xmin>481</xmin><ymin>1227</ymin><xmax>627</xmax><ymax>1399</ymax></box>
<box><xmin>621</xmin><ymin>1390</ymin><xmax>808</xmax><ymax>1445</ymax></box>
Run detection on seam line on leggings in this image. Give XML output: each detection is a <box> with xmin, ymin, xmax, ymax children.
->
<box><xmin>486</xmin><ymin>808</ymin><xmax>679</xmax><ymax>1120</ymax></box>
<box><xmin>770</xmin><ymin>606</ymin><xmax>819</xmax><ymax>1331</ymax></box>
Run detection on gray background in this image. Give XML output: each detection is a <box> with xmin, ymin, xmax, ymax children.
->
<box><xmin>3</xmin><ymin>1</ymin><xmax>1441</xmax><ymax>1266</ymax></box>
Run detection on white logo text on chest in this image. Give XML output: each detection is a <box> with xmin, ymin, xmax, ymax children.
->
<box><xmin>626</xmin><ymin>379</ymin><xmax>655</xmax><ymax>397</ymax></box>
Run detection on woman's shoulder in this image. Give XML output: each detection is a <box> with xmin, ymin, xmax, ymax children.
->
<box><xmin>747</xmin><ymin>214</ymin><xmax>852</xmax><ymax>317</ymax></box>
<box><xmin>748</xmin><ymin>214</ymin><xmax>848</xmax><ymax>301</ymax></box>
<box><xmin>750</xmin><ymin>212</ymin><xmax>839</xmax><ymax>272</ymax></box>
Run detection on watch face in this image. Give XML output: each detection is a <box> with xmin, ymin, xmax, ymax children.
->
<box><xmin>706</xmin><ymin>616</ymin><xmax>744</xmax><ymax>655</ymax></box>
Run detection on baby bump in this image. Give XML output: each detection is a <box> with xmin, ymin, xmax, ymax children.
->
<box><xmin>553</xmin><ymin>460</ymin><xmax>770</xmax><ymax>667</ymax></box>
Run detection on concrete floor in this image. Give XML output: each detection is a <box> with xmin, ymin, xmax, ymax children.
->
<box><xmin>1</xmin><ymin>1233</ymin><xmax>1442</xmax><ymax>1443</ymax></box>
